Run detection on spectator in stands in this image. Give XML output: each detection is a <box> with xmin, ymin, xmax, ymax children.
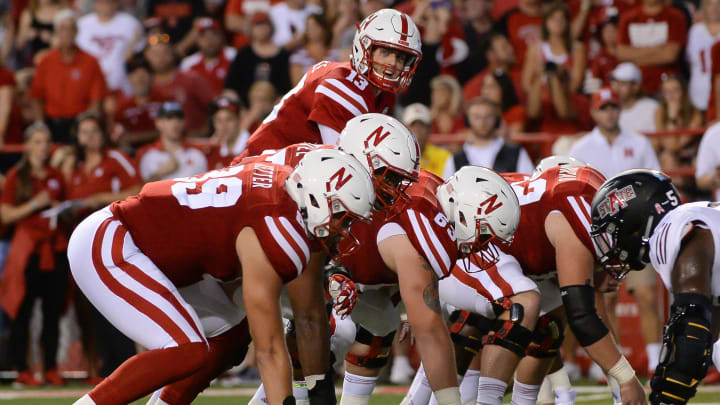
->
<box><xmin>687</xmin><ymin>0</ymin><xmax>720</xmax><ymax>113</ymax></box>
<box><xmin>270</xmin><ymin>0</ymin><xmax>322</xmax><ymax>50</ymax></box>
<box><xmin>0</xmin><ymin>5</ymin><xmax>14</xmax><ymax>64</ymax></box>
<box><xmin>610</xmin><ymin>62</ymin><xmax>659</xmax><ymax>133</ymax></box>
<box><xmin>568</xmin><ymin>87</ymin><xmax>662</xmax><ymax>382</ymax></box>
<box><xmin>654</xmin><ymin>74</ymin><xmax>702</xmax><ymax>192</ymax></box>
<box><xmin>523</xmin><ymin>3</ymin><xmax>586</xmax><ymax>94</ymax></box>
<box><xmin>224</xmin><ymin>0</ymin><xmax>274</xmax><ymax>48</ymax></box>
<box><xmin>146</xmin><ymin>0</ymin><xmax>204</xmax><ymax>44</ymax></box>
<box><xmin>289</xmin><ymin>14</ymin><xmax>339</xmax><ymax>85</ymax></box>
<box><xmin>589</xmin><ymin>15</ymin><xmax>619</xmax><ymax>88</ymax></box>
<box><xmin>65</xmin><ymin>112</ymin><xmax>140</xmax><ymax>382</ymax></box>
<box><xmin>137</xmin><ymin>101</ymin><xmax>208</xmax><ymax>181</ymax></box>
<box><xmin>462</xmin><ymin>31</ymin><xmax>519</xmax><ymax>103</ymax></box>
<box><xmin>494</xmin><ymin>0</ymin><xmax>543</xmax><ymax>70</ymax></box>
<box><xmin>402</xmin><ymin>103</ymin><xmax>450</xmax><ymax>177</ymax></box>
<box><xmin>207</xmin><ymin>96</ymin><xmax>249</xmax><ymax>169</ymax></box>
<box><xmin>114</xmin><ymin>54</ymin><xmax>169</xmax><ymax>150</ymax></box>
<box><xmin>243</xmin><ymin>80</ymin><xmax>277</xmax><ymax>133</ymax></box>
<box><xmin>15</xmin><ymin>0</ymin><xmax>63</xmax><ymax>66</ymax></box>
<box><xmin>455</xmin><ymin>0</ymin><xmax>493</xmax><ymax>84</ymax></box>
<box><xmin>76</xmin><ymin>0</ymin><xmax>144</xmax><ymax>97</ymax></box>
<box><xmin>430</xmin><ymin>75</ymin><xmax>465</xmax><ymax>134</ymax></box>
<box><xmin>224</xmin><ymin>13</ymin><xmax>291</xmax><ymax>107</ymax></box>
<box><xmin>481</xmin><ymin>70</ymin><xmax>526</xmax><ymax>135</ymax></box>
<box><xmin>617</xmin><ymin>0</ymin><xmax>688</xmax><ymax>94</ymax></box>
<box><xmin>442</xmin><ymin>97</ymin><xmax>534</xmax><ymax>179</ymax></box>
<box><xmin>332</xmin><ymin>0</ymin><xmax>361</xmax><ymax>50</ymax></box>
<box><xmin>568</xmin><ymin>0</ymin><xmax>632</xmax><ymax>45</ymax></box>
<box><xmin>696</xmin><ymin>121</ymin><xmax>720</xmax><ymax>200</ymax></box>
<box><xmin>145</xmin><ymin>33</ymin><xmax>216</xmax><ymax>137</ymax></box>
<box><xmin>30</xmin><ymin>9</ymin><xmax>108</xmax><ymax>144</ymax></box>
<box><xmin>179</xmin><ymin>18</ymin><xmax>237</xmax><ymax>96</ymax></box>
<box><xmin>0</xmin><ymin>64</ymin><xmax>23</xmax><ymax>147</ymax></box>
<box><xmin>524</xmin><ymin>4</ymin><xmax>591</xmax><ymax>135</ymax></box>
<box><xmin>0</xmin><ymin>122</ymin><xmax>67</xmax><ymax>387</ymax></box>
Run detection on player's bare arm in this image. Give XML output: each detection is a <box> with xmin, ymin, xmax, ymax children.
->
<box><xmin>650</xmin><ymin>226</ymin><xmax>715</xmax><ymax>405</ymax></box>
<box><xmin>237</xmin><ymin>227</ymin><xmax>293</xmax><ymax>405</ymax></box>
<box><xmin>286</xmin><ymin>251</ymin><xmax>335</xmax><ymax>404</ymax></box>
<box><xmin>546</xmin><ymin>211</ymin><xmax>646</xmax><ymax>405</ymax></box>
<box><xmin>379</xmin><ymin>234</ymin><xmax>459</xmax><ymax>394</ymax></box>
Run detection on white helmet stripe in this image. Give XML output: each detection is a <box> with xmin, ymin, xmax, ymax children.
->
<box><xmin>264</xmin><ymin>216</ymin><xmax>303</xmax><ymax>275</ymax></box>
<box><xmin>316</xmin><ymin>85</ymin><xmax>363</xmax><ymax>116</ymax></box>
<box><xmin>326</xmin><ymin>79</ymin><xmax>369</xmax><ymax>112</ymax></box>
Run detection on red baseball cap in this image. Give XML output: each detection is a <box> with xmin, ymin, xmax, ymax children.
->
<box><xmin>196</xmin><ymin>17</ymin><xmax>222</xmax><ymax>32</ymax></box>
<box><xmin>592</xmin><ymin>87</ymin><xmax>620</xmax><ymax>109</ymax></box>
<box><xmin>250</xmin><ymin>12</ymin><xmax>271</xmax><ymax>25</ymax></box>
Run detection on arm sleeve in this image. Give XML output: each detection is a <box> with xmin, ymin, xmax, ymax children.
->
<box><xmin>309</xmin><ymin>76</ymin><xmax>370</xmax><ymax>132</ymax></box>
<box><xmin>1</xmin><ymin>170</ymin><xmax>17</xmax><ymax>204</ymax></box>
<box><xmin>668</xmin><ymin>11</ymin><xmax>688</xmax><ymax>46</ymax></box>
<box><xmin>251</xmin><ymin>214</ymin><xmax>312</xmax><ymax>283</ymax></box>
<box><xmin>696</xmin><ymin>130</ymin><xmax>720</xmax><ymax>178</ymax></box>
<box><xmin>616</xmin><ymin>14</ymin><xmax>631</xmax><ymax>45</ymax></box>
<box><xmin>396</xmin><ymin>206</ymin><xmax>456</xmax><ymax>280</ymax></box>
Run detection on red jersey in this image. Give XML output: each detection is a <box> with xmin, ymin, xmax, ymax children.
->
<box><xmin>180</xmin><ymin>48</ymin><xmax>236</xmax><ymax>95</ymax></box>
<box><xmin>496</xmin><ymin>8</ymin><xmax>542</xmax><ymax>70</ymax></box>
<box><xmin>1</xmin><ymin>166</ymin><xmax>65</xmax><ymax>233</ymax></box>
<box><xmin>339</xmin><ymin>170</ymin><xmax>457</xmax><ymax>285</ymax></box>
<box><xmin>109</xmin><ymin>163</ymin><xmax>311</xmax><ymax>287</ymax></box>
<box><xmin>68</xmin><ymin>149</ymin><xmax>141</xmax><ymax>200</ymax></box>
<box><xmin>591</xmin><ymin>48</ymin><xmax>619</xmax><ymax>86</ymax></box>
<box><xmin>114</xmin><ymin>91</ymin><xmax>169</xmax><ymax>135</ymax></box>
<box><xmin>617</xmin><ymin>5</ymin><xmax>687</xmax><ymax>94</ymax></box>
<box><xmin>234</xmin><ymin>142</ymin><xmax>334</xmax><ymax>167</ymax></box>
<box><xmin>241</xmin><ymin>61</ymin><xmax>396</xmax><ymax>158</ymax></box>
<box><xmin>499</xmin><ymin>166</ymin><xmax>606</xmax><ymax>276</ymax></box>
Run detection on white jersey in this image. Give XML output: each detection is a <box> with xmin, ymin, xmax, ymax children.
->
<box><xmin>76</xmin><ymin>12</ymin><xmax>144</xmax><ymax>94</ymax></box>
<box><xmin>649</xmin><ymin>202</ymin><xmax>720</xmax><ymax>297</ymax></box>
<box><xmin>686</xmin><ymin>23</ymin><xmax>720</xmax><ymax>110</ymax></box>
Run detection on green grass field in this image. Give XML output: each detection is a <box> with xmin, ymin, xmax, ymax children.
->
<box><xmin>3</xmin><ymin>384</ymin><xmax>720</xmax><ymax>404</ymax></box>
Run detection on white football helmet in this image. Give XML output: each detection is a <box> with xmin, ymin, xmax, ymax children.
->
<box><xmin>286</xmin><ymin>148</ymin><xmax>375</xmax><ymax>258</ymax></box>
<box><xmin>352</xmin><ymin>9</ymin><xmax>422</xmax><ymax>93</ymax></box>
<box><xmin>338</xmin><ymin>113</ymin><xmax>420</xmax><ymax>211</ymax></box>
<box><xmin>533</xmin><ymin>155</ymin><xmax>591</xmax><ymax>177</ymax></box>
<box><xmin>436</xmin><ymin>166</ymin><xmax>520</xmax><ymax>271</ymax></box>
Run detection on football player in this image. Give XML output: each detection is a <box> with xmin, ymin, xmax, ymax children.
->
<box><xmin>591</xmin><ymin>169</ymin><xmax>719</xmax><ymax>405</ymax></box>
<box><xmin>150</xmin><ymin>113</ymin><xmax>421</xmax><ymax>405</ymax></box>
<box><xmin>68</xmin><ymin>149</ymin><xmax>375</xmax><ymax>405</ymax></box>
<box><xmin>405</xmin><ymin>164</ymin><xmax>648</xmax><ymax>405</ymax></box>
<box><xmin>236</xmin><ymin>8</ymin><xmax>422</xmax><ymax>159</ymax></box>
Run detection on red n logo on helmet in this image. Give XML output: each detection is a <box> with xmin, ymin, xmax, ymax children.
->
<box><xmin>478</xmin><ymin>194</ymin><xmax>503</xmax><ymax>215</ymax></box>
<box><xmin>327</xmin><ymin>168</ymin><xmax>353</xmax><ymax>191</ymax></box>
<box><xmin>365</xmin><ymin>126</ymin><xmax>391</xmax><ymax>147</ymax></box>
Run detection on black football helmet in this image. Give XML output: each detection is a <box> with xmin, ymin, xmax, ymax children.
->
<box><xmin>590</xmin><ymin>169</ymin><xmax>681</xmax><ymax>280</ymax></box>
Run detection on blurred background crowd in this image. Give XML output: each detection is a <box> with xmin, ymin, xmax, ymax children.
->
<box><xmin>1</xmin><ymin>0</ymin><xmax>720</xmax><ymax>390</ymax></box>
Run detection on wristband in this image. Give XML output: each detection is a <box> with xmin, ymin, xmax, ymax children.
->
<box><xmin>434</xmin><ymin>387</ymin><xmax>461</xmax><ymax>405</ymax></box>
<box><xmin>29</xmin><ymin>199</ymin><xmax>37</xmax><ymax>211</ymax></box>
<box><xmin>607</xmin><ymin>356</ymin><xmax>635</xmax><ymax>384</ymax></box>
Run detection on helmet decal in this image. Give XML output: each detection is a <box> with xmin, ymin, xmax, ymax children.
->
<box><xmin>596</xmin><ymin>185</ymin><xmax>636</xmax><ymax>218</ymax></box>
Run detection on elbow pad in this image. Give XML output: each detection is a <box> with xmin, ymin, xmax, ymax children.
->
<box><xmin>560</xmin><ymin>285</ymin><xmax>609</xmax><ymax>347</ymax></box>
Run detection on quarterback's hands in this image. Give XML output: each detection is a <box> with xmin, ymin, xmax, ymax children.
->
<box><xmin>326</xmin><ymin>273</ymin><xmax>357</xmax><ymax>319</ymax></box>
<box><xmin>619</xmin><ymin>377</ymin><xmax>648</xmax><ymax>405</ymax></box>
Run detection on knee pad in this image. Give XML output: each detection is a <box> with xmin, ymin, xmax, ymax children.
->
<box><xmin>482</xmin><ymin>303</ymin><xmax>533</xmax><ymax>358</ymax></box>
<box><xmin>345</xmin><ymin>327</ymin><xmax>395</xmax><ymax>369</ymax></box>
<box><xmin>526</xmin><ymin>314</ymin><xmax>564</xmax><ymax>358</ymax></box>
<box><xmin>448</xmin><ymin>310</ymin><xmax>493</xmax><ymax>355</ymax></box>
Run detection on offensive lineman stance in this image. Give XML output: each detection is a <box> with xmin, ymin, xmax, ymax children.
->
<box><xmin>68</xmin><ymin>149</ymin><xmax>375</xmax><ymax>405</ymax></box>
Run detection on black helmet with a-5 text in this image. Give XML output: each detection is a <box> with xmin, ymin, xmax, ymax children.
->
<box><xmin>590</xmin><ymin>169</ymin><xmax>680</xmax><ymax>280</ymax></box>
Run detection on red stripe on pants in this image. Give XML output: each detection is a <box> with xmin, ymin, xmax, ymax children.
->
<box><xmin>91</xmin><ymin>217</ymin><xmax>192</xmax><ymax>345</ymax></box>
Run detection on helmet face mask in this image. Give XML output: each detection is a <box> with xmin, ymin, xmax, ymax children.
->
<box><xmin>314</xmin><ymin>199</ymin><xmax>371</xmax><ymax>260</ymax></box>
<box><xmin>352</xmin><ymin>10</ymin><xmax>423</xmax><ymax>94</ymax></box>
<box><xmin>590</xmin><ymin>169</ymin><xmax>681</xmax><ymax>280</ymax></box>
<box><xmin>370</xmin><ymin>157</ymin><xmax>416</xmax><ymax>212</ymax></box>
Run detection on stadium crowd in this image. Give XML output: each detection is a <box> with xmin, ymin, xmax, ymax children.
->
<box><xmin>1</xmin><ymin>0</ymin><xmax>720</xmax><ymax>399</ymax></box>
